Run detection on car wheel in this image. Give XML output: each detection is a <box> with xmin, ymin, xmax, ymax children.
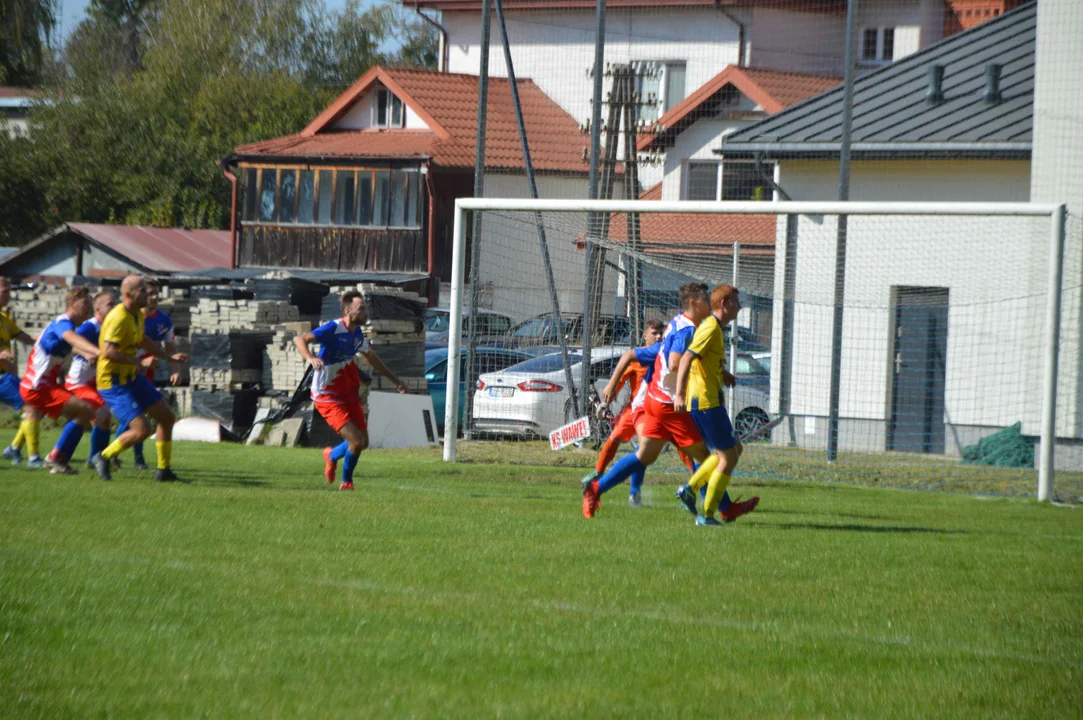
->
<box><xmin>735</xmin><ymin>408</ymin><xmax>770</xmax><ymax>441</ymax></box>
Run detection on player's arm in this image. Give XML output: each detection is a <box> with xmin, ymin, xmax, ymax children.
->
<box><xmin>293</xmin><ymin>331</ymin><xmax>324</xmax><ymax>369</ymax></box>
<box><xmin>0</xmin><ymin>358</ymin><xmax>14</xmax><ymax>374</ymax></box>
<box><xmin>61</xmin><ymin>330</ymin><xmax>100</xmax><ymax>362</ymax></box>
<box><xmin>101</xmin><ymin>340</ymin><xmax>140</xmax><ymax>367</ymax></box>
<box><xmin>140</xmin><ymin>336</ymin><xmax>187</xmax><ymax>364</ymax></box>
<box><xmin>164</xmin><ymin>340</ymin><xmax>181</xmax><ymax>385</ymax></box>
<box><xmin>361</xmin><ymin>348</ymin><xmax>407</xmax><ymax>394</ymax></box>
<box><xmin>14</xmin><ymin>331</ymin><xmax>34</xmax><ymax>346</ymax></box>
<box><xmin>601</xmin><ymin>349</ymin><xmax>637</xmax><ymax>404</ymax></box>
<box><xmin>673</xmin><ymin>351</ymin><xmax>695</xmax><ymax>414</ymax></box>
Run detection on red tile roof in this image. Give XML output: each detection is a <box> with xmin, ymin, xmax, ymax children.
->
<box><xmin>0</xmin><ymin>87</ymin><xmax>42</xmax><ymax>99</ymax></box>
<box><xmin>235</xmin><ymin>67</ymin><xmax>589</xmax><ymax>173</ymax></box>
<box><xmin>639</xmin><ymin>66</ymin><xmax>841</xmax><ymax>151</ymax></box>
<box><xmin>605</xmin><ymin>181</ymin><xmax>777</xmax><ymax>256</ymax></box>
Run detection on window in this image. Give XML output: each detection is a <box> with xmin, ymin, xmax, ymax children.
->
<box><xmin>259</xmin><ymin>169</ymin><xmax>277</xmax><ymax>222</ymax></box>
<box><xmin>243</xmin><ymin>168</ymin><xmax>258</xmax><ymax>221</ymax></box>
<box><xmin>425</xmin><ymin>360</ymin><xmax>448</xmax><ymax>381</ymax></box>
<box><xmin>390</xmin><ymin>170</ymin><xmax>406</xmax><ymax>225</ymax></box>
<box><xmin>317</xmin><ymin>170</ymin><xmax>333</xmax><ymax>225</ymax></box>
<box><xmin>298</xmin><ymin>170</ymin><xmax>315</xmax><ymax>223</ymax></box>
<box><xmin>357</xmin><ymin>172</ymin><xmax>373</xmax><ymax>225</ymax></box>
<box><xmin>334</xmin><ymin>171</ymin><xmax>356</xmax><ymax>225</ymax></box>
<box><xmin>861</xmin><ymin>27</ymin><xmax>896</xmax><ymax>64</ymax></box>
<box><xmin>632</xmin><ymin>61</ymin><xmax>687</xmax><ymax>126</ymax></box>
<box><xmin>722</xmin><ymin>162</ymin><xmax>772</xmax><ymax>201</ymax></box>
<box><xmin>279</xmin><ymin>170</ymin><xmax>297</xmax><ymax>223</ymax></box>
<box><xmin>405</xmin><ymin>171</ymin><xmax>420</xmax><ymax>227</ymax></box>
<box><xmin>686</xmin><ymin>162</ymin><xmax>720</xmax><ymax>201</ymax></box>
<box><xmin>375</xmin><ymin>88</ymin><xmax>404</xmax><ymax>128</ymax></box>
<box><xmin>373</xmin><ymin>171</ymin><xmax>390</xmax><ymax>225</ymax></box>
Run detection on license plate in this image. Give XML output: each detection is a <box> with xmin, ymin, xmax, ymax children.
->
<box><xmin>488</xmin><ymin>386</ymin><xmax>514</xmax><ymax>398</ymax></box>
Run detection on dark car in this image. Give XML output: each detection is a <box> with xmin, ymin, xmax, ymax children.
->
<box><xmin>425</xmin><ymin>307</ymin><xmax>516</xmax><ymax>345</ymax></box>
<box><xmin>424</xmin><ymin>346</ymin><xmax>530</xmax><ymax>435</ymax></box>
<box><xmin>492</xmin><ymin>313</ymin><xmax>634</xmax><ymax>349</ymax></box>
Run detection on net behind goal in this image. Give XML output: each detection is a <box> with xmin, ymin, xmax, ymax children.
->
<box><xmin>442</xmin><ymin>198</ymin><xmax>1080</xmax><ymax>503</ymax></box>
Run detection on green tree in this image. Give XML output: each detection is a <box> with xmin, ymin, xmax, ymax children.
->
<box><xmin>0</xmin><ymin>0</ymin><xmax>57</xmax><ymax>86</ymax></box>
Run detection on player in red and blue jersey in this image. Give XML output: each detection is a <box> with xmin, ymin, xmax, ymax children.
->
<box><xmin>0</xmin><ymin>277</ymin><xmax>42</xmax><ymax>467</ymax></box>
<box><xmin>583</xmin><ymin>283</ymin><xmax>732</xmax><ymax>518</ymax></box>
<box><xmin>65</xmin><ymin>291</ymin><xmax>118</xmax><ymax>468</ymax></box>
<box><xmin>294</xmin><ymin>290</ymin><xmax>407</xmax><ymax>490</ymax></box>
<box><xmin>119</xmin><ymin>279</ymin><xmax>177</xmax><ymax>470</ymax></box>
<box><xmin>19</xmin><ymin>287</ymin><xmax>101</xmax><ymax>475</ymax></box>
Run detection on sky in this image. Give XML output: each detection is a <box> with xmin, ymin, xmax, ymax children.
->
<box><xmin>56</xmin><ymin>0</ymin><xmax>385</xmax><ymax>40</ymax></box>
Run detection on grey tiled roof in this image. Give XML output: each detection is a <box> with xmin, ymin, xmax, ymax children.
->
<box><xmin>719</xmin><ymin>1</ymin><xmax>1035</xmax><ymax>159</ymax></box>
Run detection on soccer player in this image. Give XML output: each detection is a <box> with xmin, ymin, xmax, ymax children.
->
<box><xmin>294</xmin><ymin>290</ymin><xmax>406</xmax><ymax>491</ymax></box>
<box><xmin>65</xmin><ymin>291</ymin><xmax>119</xmax><ymax>468</ymax></box>
<box><xmin>674</xmin><ymin>284</ymin><xmax>760</xmax><ymax>526</ymax></box>
<box><xmin>580</xmin><ymin>319</ymin><xmax>664</xmax><ymax>508</ymax></box>
<box><xmin>89</xmin><ymin>275</ymin><xmax>189</xmax><ymax>482</ymax></box>
<box><xmin>119</xmin><ymin>278</ymin><xmax>178</xmax><ymax>470</ymax></box>
<box><xmin>0</xmin><ymin>277</ymin><xmax>41</xmax><ymax>467</ymax></box>
<box><xmin>582</xmin><ymin>282</ymin><xmax>714</xmax><ymax>518</ymax></box>
<box><xmin>18</xmin><ymin>287</ymin><xmax>101</xmax><ymax>475</ymax></box>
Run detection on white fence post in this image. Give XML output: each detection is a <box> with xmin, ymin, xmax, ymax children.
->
<box><xmin>443</xmin><ymin>202</ymin><xmax>468</xmax><ymax>462</ymax></box>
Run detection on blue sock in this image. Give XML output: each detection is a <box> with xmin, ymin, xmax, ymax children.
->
<box><xmin>342</xmin><ymin>450</ymin><xmax>359</xmax><ymax>483</ymax></box>
<box><xmin>115</xmin><ymin>424</ymin><xmax>127</xmax><ymax>441</ymax></box>
<box><xmin>719</xmin><ymin>491</ymin><xmax>732</xmax><ymax>512</ymax></box>
<box><xmin>132</xmin><ymin>440</ymin><xmax>145</xmax><ymax>464</ymax></box>
<box><xmin>598</xmin><ymin>453</ymin><xmax>646</xmax><ymax>495</ymax></box>
<box><xmin>629</xmin><ymin>468</ymin><xmax>645</xmax><ymax>496</ymax></box>
<box><xmin>329</xmin><ymin>440</ymin><xmax>349</xmax><ymax>462</ymax></box>
<box><xmin>90</xmin><ymin>426</ymin><xmax>109</xmax><ymax>458</ymax></box>
<box><xmin>56</xmin><ymin>421</ymin><xmax>85</xmax><ymax>462</ymax></box>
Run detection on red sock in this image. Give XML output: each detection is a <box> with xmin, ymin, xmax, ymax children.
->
<box><xmin>677</xmin><ymin>447</ymin><xmax>695</xmax><ymax>472</ymax></box>
<box><xmin>595</xmin><ymin>437</ymin><xmax>620</xmax><ymax>473</ymax></box>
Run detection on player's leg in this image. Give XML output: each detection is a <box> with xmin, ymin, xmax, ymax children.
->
<box><xmin>336</xmin><ymin>421</ymin><xmax>366</xmax><ymax>491</ymax></box>
<box><xmin>581</xmin><ymin>408</ymin><xmax>634</xmax><ymax>497</ymax></box>
<box><xmin>46</xmin><ymin>395</ymin><xmax>94</xmax><ymax>473</ymax></box>
<box><xmin>1</xmin><ymin>374</ymin><xmax>27</xmax><ymax>463</ymax></box>
<box><xmin>20</xmin><ymin>405</ymin><xmax>44</xmax><ymax>468</ymax></box>
<box><xmin>144</xmin><ymin>396</ymin><xmax>178</xmax><ymax>481</ymax></box>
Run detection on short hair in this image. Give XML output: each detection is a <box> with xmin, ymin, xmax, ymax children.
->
<box><xmin>678</xmin><ymin>282</ymin><xmax>709</xmax><ymax>310</ymax></box>
<box><xmin>94</xmin><ymin>290</ymin><xmax>114</xmax><ymax>305</ymax></box>
<box><xmin>66</xmin><ymin>286</ymin><xmax>91</xmax><ymax>306</ymax></box>
<box><xmin>340</xmin><ymin>290</ymin><xmax>363</xmax><ymax>308</ymax></box>
<box><xmin>710</xmin><ymin>284</ymin><xmax>738</xmax><ymax>312</ymax></box>
<box><xmin>0</xmin><ymin>277</ymin><xmax>10</xmax><ymax>288</ymax></box>
<box><xmin>644</xmin><ymin>318</ymin><xmax>664</xmax><ymax>333</ymax></box>
<box><xmin>145</xmin><ymin>278</ymin><xmax>160</xmax><ymax>291</ymax></box>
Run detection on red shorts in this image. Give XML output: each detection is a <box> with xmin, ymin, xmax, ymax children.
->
<box><xmin>609</xmin><ymin>406</ymin><xmax>637</xmax><ymax>443</ymax></box>
<box><xmin>314</xmin><ymin>397</ymin><xmax>367</xmax><ymax>433</ymax></box>
<box><xmin>20</xmin><ymin>384</ymin><xmax>73</xmax><ymax>420</ymax></box>
<box><xmin>68</xmin><ymin>384</ymin><xmax>105</xmax><ymax>412</ymax></box>
<box><xmin>638</xmin><ymin>394</ymin><xmax>701</xmax><ymax>449</ymax></box>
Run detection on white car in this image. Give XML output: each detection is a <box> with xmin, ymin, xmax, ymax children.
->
<box><xmin>471</xmin><ymin>347</ymin><xmax>630</xmax><ymax>438</ymax></box>
<box><xmin>472</xmin><ymin>345</ymin><xmax>774</xmax><ymax>441</ymax></box>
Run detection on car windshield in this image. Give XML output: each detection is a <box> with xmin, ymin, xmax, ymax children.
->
<box><xmin>426</xmin><ymin>310</ymin><xmax>450</xmax><ymax>333</ymax></box>
<box><xmin>504</xmin><ymin>353</ymin><xmax>582</xmax><ymax>374</ymax></box>
<box><xmin>735</xmin><ymin>355</ymin><xmax>768</xmax><ymax>376</ymax></box>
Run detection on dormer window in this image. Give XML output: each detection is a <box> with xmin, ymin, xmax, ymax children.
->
<box><xmin>375</xmin><ymin>88</ymin><xmax>404</xmax><ymax>128</ymax></box>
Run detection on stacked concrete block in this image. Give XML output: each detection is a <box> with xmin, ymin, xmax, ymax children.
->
<box><xmin>189</xmin><ymin>298</ymin><xmax>299</xmax><ymax>334</ymax></box>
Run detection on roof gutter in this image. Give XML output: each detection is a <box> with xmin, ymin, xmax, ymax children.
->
<box><xmin>717</xmin><ymin>142</ymin><xmax>1032</xmax><ymax>159</ymax></box>
<box><xmin>414</xmin><ymin>4</ymin><xmax>449</xmax><ymax>72</ymax></box>
<box><xmin>715</xmin><ymin>3</ymin><xmax>746</xmax><ymax>67</ymax></box>
<box><xmin>218</xmin><ymin>156</ymin><xmax>239</xmax><ymax>270</ymax></box>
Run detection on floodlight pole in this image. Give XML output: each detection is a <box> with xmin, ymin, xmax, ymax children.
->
<box><xmin>827</xmin><ymin>0</ymin><xmax>858</xmax><ymax>462</ymax></box>
<box><xmin>1038</xmin><ymin>204</ymin><xmax>1067</xmax><ymax>501</ymax></box>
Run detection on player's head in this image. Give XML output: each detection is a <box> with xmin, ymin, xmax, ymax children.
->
<box><xmin>678</xmin><ymin>281</ymin><xmax>710</xmax><ymax>322</ymax></box>
<box><xmin>120</xmin><ymin>274</ymin><xmax>148</xmax><ymax>310</ymax></box>
<box><xmin>341</xmin><ymin>290</ymin><xmax>367</xmax><ymax>326</ymax></box>
<box><xmin>93</xmin><ymin>291</ymin><xmax>115</xmax><ymax>322</ymax></box>
<box><xmin>711</xmin><ymin>284</ymin><xmax>741</xmax><ymax>324</ymax></box>
<box><xmin>0</xmin><ymin>277</ymin><xmax>10</xmax><ymax>308</ymax></box>
<box><xmin>642</xmin><ymin>318</ymin><xmax>663</xmax><ymax>345</ymax></box>
<box><xmin>66</xmin><ymin>286</ymin><xmax>93</xmax><ymax>324</ymax></box>
<box><xmin>145</xmin><ymin>279</ymin><xmax>160</xmax><ymax>312</ymax></box>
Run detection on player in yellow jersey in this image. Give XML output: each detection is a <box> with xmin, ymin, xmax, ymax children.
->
<box><xmin>89</xmin><ymin>275</ymin><xmax>188</xmax><ymax>482</ymax></box>
<box><xmin>0</xmin><ymin>277</ymin><xmax>43</xmax><ymax>467</ymax></box>
<box><xmin>673</xmin><ymin>284</ymin><xmax>759</xmax><ymax>526</ymax></box>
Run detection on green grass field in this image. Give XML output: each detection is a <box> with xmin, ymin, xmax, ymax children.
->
<box><xmin>2</xmin><ymin>432</ymin><xmax>1081</xmax><ymax>717</ymax></box>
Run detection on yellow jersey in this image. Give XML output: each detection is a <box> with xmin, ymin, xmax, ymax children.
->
<box><xmin>0</xmin><ymin>309</ymin><xmax>22</xmax><ymax>376</ymax></box>
<box><xmin>685</xmin><ymin>314</ymin><xmax>727</xmax><ymax>411</ymax></box>
<box><xmin>98</xmin><ymin>304</ymin><xmax>145</xmax><ymax>389</ymax></box>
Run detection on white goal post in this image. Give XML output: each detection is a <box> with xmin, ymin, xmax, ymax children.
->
<box><xmin>443</xmin><ymin>197</ymin><xmax>1068</xmax><ymax>502</ymax></box>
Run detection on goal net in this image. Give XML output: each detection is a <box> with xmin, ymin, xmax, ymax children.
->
<box><xmin>442</xmin><ymin>198</ymin><xmax>1080</xmax><ymax>502</ymax></box>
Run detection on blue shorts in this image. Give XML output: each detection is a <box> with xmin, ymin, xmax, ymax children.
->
<box><xmin>0</xmin><ymin>373</ymin><xmax>24</xmax><ymax>410</ymax></box>
<box><xmin>690</xmin><ymin>405</ymin><xmax>736</xmax><ymax>452</ymax></box>
<box><xmin>100</xmin><ymin>374</ymin><xmax>163</xmax><ymax>429</ymax></box>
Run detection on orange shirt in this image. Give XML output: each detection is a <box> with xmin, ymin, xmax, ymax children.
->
<box><xmin>614</xmin><ymin>362</ymin><xmax>648</xmax><ymax>410</ymax></box>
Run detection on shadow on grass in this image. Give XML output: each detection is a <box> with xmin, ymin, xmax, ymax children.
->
<box><xmin>750</xmin><ymin>521</ymin><xmax>967</xmax><ymax>535</ymax></box>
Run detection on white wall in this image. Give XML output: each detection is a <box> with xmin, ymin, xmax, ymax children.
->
<box><xmin>768</xmin><ymin>157</ymin><xmax>1070</xmax><ymax>445</ymax></box>
<box><xmin>660</xmin><ymin>98</ymin><xmax>761</xmax><ymax>202</ymax></box>
<box><xmin>331</xmin><ymin>86</ymin><xmax>430</xmax><ymax>131</ymax></box>
<box><xmin>477</xmin><ymin>172</ymin><xmax>619</xmax><ymax>321</ymax></box>
<box><xmin>745</xmin><ymin>5</ymin><xmax>847</xmax><ymax>75</ymax></box>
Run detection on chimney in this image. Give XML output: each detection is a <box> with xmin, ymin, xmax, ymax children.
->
<box><xmin>983</xmin><ymin>63</ymin><xmax>1003</xmax><ymax>104</ymax></box>
<box><xmin>926</xmin><ymin>64</ymin><xmax>945</xmax><ymax>106</ymax></box>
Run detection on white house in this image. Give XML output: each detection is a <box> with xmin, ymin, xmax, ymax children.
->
<box><xmin>0</xmin><ymin>87</ymin><xmax>40</xmax><ymax>138</ymax></box>
<box><xmin>718</xmin><ymin>2</ymin><xmax>1082</xmax><ymax>467</ymax></box>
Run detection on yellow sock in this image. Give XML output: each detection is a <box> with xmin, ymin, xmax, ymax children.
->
<box><xmin>25</xmin><ymin>419</ymin><xmax>40</xmax><ymax>457</ymax></box>
<box><xmin>156</xmin><ymin>440</ymin><xmax>171</xmax><ymax>470</ymax></box>
<box><xmin>12</xmin><ymin>421</ymin><xmax>26</xmax><ymax>449</ymax></box>
<box><xmin>704</xmin><ymin>469</ymin><xmax>733</xmax><ymax>518</ymax></box>
<box><xmin>101</xmin><ymin>437</ymin><xmax>128</xmax><ymax>460</ymax></box>
<box><xmin>688</xmin><ymin>454</ymin><xmax>720</xmax><ymax>493</ymax></box>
